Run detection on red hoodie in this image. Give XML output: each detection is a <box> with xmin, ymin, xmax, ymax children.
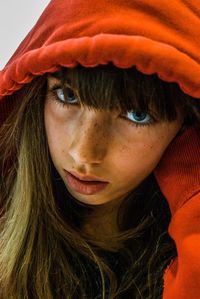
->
<box><xmin>0</xmin><ymin>1</ymin><xmax>199</xmax><ymax>298</ymax></box>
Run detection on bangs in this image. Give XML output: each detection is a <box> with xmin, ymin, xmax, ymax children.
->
<box><xmin>49</xmin><ymin>63</ymin><xmax>189</xmax><ymax>122</ymax></box>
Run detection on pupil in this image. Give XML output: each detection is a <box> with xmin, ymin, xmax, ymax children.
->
<box><xmin>67</xmin><ymin>89</ymin><xmax>75</xmax><ymax>100</ymax></box>
<box><xmin>134</xmin><ymin>112</ymin><xmax>146</xmax><ymax>121</ymax></box>
<box><xmin>67</xmin><ymin>88</ymin><xmax>75</xmax><ymax>101</ymax></box>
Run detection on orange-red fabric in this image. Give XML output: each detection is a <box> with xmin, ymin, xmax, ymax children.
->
<box><xmin>0</xmin><ymin>1</ymin><xmax>200</xmax><ymax>298</ymax></box>
<box><xmin>154</xmin><ymin>125</ymin><xmax>200</xmax><ymax>299</ymax></box>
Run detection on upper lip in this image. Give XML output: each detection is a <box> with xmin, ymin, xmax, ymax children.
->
<box><xmin>65</xmin><ymin>170</ymin><xmax>108</xmax><ymax>182</ymax></box>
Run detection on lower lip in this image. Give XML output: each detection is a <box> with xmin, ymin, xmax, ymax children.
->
<box><xmin>64</xmin><ymin>171</ymin><xmax>109</xmax><ymax>195</ymax></box>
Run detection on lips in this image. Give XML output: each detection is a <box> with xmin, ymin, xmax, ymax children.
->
<box><xmin>67</xmin><ymin>170</ymin><xmax>108</xmax><ymax>182</ymax></box>
<box><xmin>64</xmin><ymin>170</ymin><xmax>109</xmax><ymax>195</ymax></box>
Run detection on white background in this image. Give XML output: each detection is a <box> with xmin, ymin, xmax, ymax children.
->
<box><xmin>0</xmin><ymin>1</ymin><xmax>50</xmax><ymax>70</ymax></box>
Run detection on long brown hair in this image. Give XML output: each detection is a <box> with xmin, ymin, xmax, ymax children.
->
<box><xmin>0</xmin><ymin>64</ymin><xmax>200</xmax><ymax>299</ymax></box>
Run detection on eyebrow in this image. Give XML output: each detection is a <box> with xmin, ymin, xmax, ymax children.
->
<box><xmin>48</xmin><ymin>70</ymin><xmax>72</xmax><ymax>85</ymax></box>
<box><xmin>47</xmin><ymin>72</ymin><xmax>75</xmax><ymax>92</ymax></box>
<box><xmin>48</xmin><ymin>72</ymin><xmax>62</xmax><ymax>80</ymax></box>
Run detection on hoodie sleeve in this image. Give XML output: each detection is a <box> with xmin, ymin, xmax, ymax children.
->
<box><xmin>154</xmin><ymin>125</ymin><xmax>200</xmax><ymax>299</ymax></box>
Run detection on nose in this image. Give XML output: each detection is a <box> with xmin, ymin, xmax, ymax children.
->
<box><xmin>68</xmin><ymin>112</ymin><xmax>111</xmax><ymax>165</ymax></box>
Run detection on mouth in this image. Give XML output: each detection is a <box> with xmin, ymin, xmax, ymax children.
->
<box><xmin>66</xmin><ymin>170</ymin><xmax>108</xmax><ymax>182</ymax></box>
<box><xmin>64</xmin><ymin>170</ymin><xmax>109</xmax><ymax>195</ymax></box>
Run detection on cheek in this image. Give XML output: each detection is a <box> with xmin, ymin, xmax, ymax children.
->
<box><xmin>138</xmin><ymin>134</ymin><xmax>171</xmax><ymax>165</ymax></box>
<box><xmin>44</xmin><ymin>101</ymin><xmax>70</xmax><ymax>160</ymax></box>
<box><xmin>132</xmin><ymin>142</ymin><xmax>162</xmax><ymax>174</ymax></box>
<box><xmin>118</xmin><ymin>129</ymin><xmax>178</xmax><ymax>181</ymax></box>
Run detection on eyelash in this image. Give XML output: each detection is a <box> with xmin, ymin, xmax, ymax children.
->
<box><xmin>49</xmin><ymin>85</ymin><xmax>156</xmax><ymax>128</ymax></box>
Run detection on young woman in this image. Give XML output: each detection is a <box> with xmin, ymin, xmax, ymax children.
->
<box><xmin>0</xmin><ymin>1</ymin><xmax>199</xmax><ymax>298</ymax></box>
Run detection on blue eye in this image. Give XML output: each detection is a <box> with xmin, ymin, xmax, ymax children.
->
<box><xmin>127</xmin><ymin>111</ymin><xmax>150</xmax><ymax>123</ymax></box>
<box><xmin>56</xmin><ymin>88</ymin><xmax>78</xmax><ymax>104</ymax></box>
<box><xmin>123</xmin><ymin>111</ymin><xmax>153</xmax><ymax>127</ymax></box>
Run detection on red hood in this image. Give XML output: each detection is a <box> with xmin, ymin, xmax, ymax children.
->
<box><xmin>0</xmin><ymin>0</ymin><xmax>200</xmax><ymax>100</ymax></box>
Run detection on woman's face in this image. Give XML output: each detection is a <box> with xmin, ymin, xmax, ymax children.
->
<box><xmin>44</xmin><ymin>74</ymin><xmax>184</xmax><ymax>206</ymax></box>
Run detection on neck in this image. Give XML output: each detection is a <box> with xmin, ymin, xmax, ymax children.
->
<box><xmin>82</xmin><ymin>197</ymin><xmax>124</xmax><ymax>240</ymax></box>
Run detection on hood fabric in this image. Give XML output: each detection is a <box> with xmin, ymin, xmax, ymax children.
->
<box><xmin>0</xmin><ymin>0</ymin><xmax>200</xmax><ymax>102</ymax></box>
